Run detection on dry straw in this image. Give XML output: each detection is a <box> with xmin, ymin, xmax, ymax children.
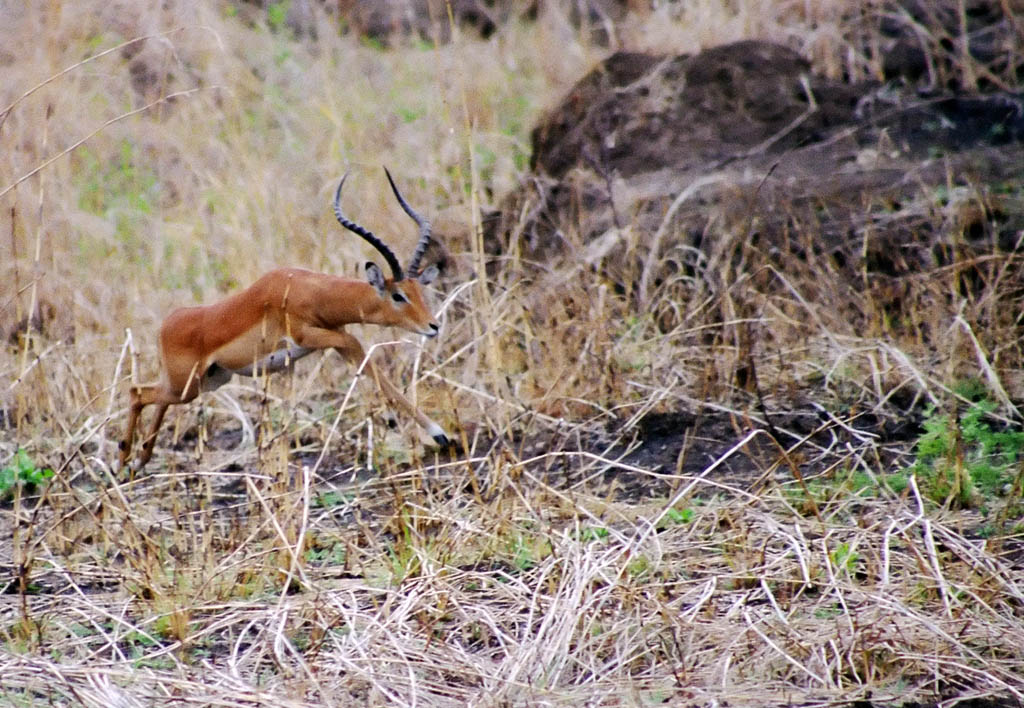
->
<box><xmin>2</xmin><ymin>1</ymin><xmax>1023</xmax><ymax>706</ymax></box>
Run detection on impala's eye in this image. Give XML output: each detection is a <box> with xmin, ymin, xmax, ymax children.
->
<box><xmin>392</xmin><ymin>292</ymin><xmax>408</xmax><ymax>304</ymax></box>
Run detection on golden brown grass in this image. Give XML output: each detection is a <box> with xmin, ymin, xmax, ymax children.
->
<box><xmin>2</xmin><ymin>1</ymin><xmax>1024</xmax><ymax>705</ymax></box>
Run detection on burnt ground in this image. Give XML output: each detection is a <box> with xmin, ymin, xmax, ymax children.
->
<box><xmin>150</xmin><ymin>394</ymin><xmax>923</xmax><ymax>514</ymax></box>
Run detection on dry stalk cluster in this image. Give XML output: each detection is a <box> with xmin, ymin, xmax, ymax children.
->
<box><xmin>2</xmin><ymin>1</ymin><xmax>1023</xmax><ymax>706</ymax></box>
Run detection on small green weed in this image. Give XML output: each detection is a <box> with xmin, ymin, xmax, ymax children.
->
<box><xmin>910</xmin><ymin>396</ymin><xmax>1024</xmax><ymax>508</ymax></box>
<box><xmin>577</xmin><ymin>526</ymin><xmax>610</xmax><ymax>543</ymax></box>
<box><xmin>305</xmin><ymin>542</ymin><xmax>346</xmax><ymax>566</ymax></box>
<box><xmin>397</xmin><ymin>105</ymin><xmax>425</xmax><ymax>123</ymax></box>
<box><xmin>841</xmin><ymin>469</ymin><xmax>908</xmax><ymax>498</ymax></box>
<box><xmin>508</xmin><ymin>534</ymin><xmax>535</xmax><ymax>571</ymax></box>
<box><xmin>1</xmin><ymin>449</ymin><xmax>54</xmax><ymax>499</ymax></box>
<box><xmin>313</xmin><ymin>490</ymin><xmax>352</xmax><ymax>509</ymax></box>
<box><xmin>663</xmin><ymin>507</ymin><xmax>694</xmax><ymax>525</ymax></box>
<box><xmin>360</xmin><ymin>35</ymin><xmax>386</xmax><ymax>51</ymax></box>
<box><xmin>506</xmin><ymin>532</ymin><xmax>550</xmax><ymax>572</ymax></box>
<box><xmin>800</xmin><ymin>390</ymin><xmax>1024</xmax><ymax>509</ymax></box>
<box><xmin>266</xmin><ymin>2</ymin><xmax>288</xmax><ymax>33</ymax></box>
<box><xmin>626</xmin><ymin>556</ymin><xmax>650</xmax><ymax>578</ymax></box>
<box><xmin>386</xmin><ymin>541</ymin><xmax>420</xmax><ymax>584</ymax></box>
<box><xmin>829</xmin><ymin>542</ymin><xmax>859</xmax><ymax>575</ymax></box>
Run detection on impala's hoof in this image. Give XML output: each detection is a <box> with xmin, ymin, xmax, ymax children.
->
<box><xmin>113</xmin><ymin>455</ymin><xmax>141</xmax><ymax>480</ymax></box>
<box><xmin>426</xmin><ymin>421</ymin><xmax>452</xmax><ymax>449</ymax></box>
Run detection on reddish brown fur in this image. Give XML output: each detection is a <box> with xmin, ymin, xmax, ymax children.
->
<box><xmin>119</xmin><ymin>266</ymin><xmax>447</xmax><ymax>471</ymax></box>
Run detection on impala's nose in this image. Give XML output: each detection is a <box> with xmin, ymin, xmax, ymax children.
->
<box><xmin>425</xmin><ymin>322</ymin><xmax>439</xmax><ymax>338</ymax></box>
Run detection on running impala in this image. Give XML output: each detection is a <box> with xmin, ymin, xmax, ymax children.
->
<box><xmin>119</xmin><ymin>168</ymin><xmax>450</xmax><ymax>472</ymax></box>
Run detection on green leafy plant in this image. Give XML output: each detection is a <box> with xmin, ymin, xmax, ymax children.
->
<box><xmin>266</xmin><ymin>2</ymin><xmax>288</xmax><ymax>32</ymax></box>
<box><xmin>829</xmin><ymin>542</ymin><xmax>859</xmax><ymax>574</ymax></box>
<box><xmin>1</xmin><ymin>449</ymin><xmax>54</xmax><ymax>498</ymax></box>
<box><xmin>305</xmin><ymin>542</ymin><xmax>346</xmax><ymax>566</ymax></box>
<box><xmin>626</xmin><ymin>556</ymin><xmax>651</xmax><ymax>578</ymax></box>
<box><xmin>396</xmin><ymin>105</ymin><xmax>425</xmax><ymax>124</ymax></box>
<box><xmin>664</xmin><ymin>507</ymin><xmax>694</xmax><ymax>525</ymax></box>
<box><xmin>503</xmin><ymin>531</ymin><xmax>554</xmax><ymax>573</ymax></box>
<box><xmin>313</xmin><ymin>491</ymin><xmax>352</xmax><ymax>509</ymax></box>
<box><xmin>577</xmin><ymin>526</ymin><xmax>610</xmax><ymax>543</ymax></box>
<box><xmin>507</xmin><ymin>533</ymin><xmax>547</xmax><ymax>572</ymax></box>
<box><xmin>910</xmin><ymin>397</ymin><xmax>1024</xmax><ymax>508</ymax></box>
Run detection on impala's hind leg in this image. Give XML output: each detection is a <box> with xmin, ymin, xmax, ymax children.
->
<box><xmin>134</xmin><ymin>399</ymin><xmax>172</xmax><ymax>471</ymax></box>
<box><xmin>119</xmin><ymin>384</ymin><xmax>159</xmax><ymax>471</ymax></box>
<box><xmin>119</xmin><ymin>383</ymin><xmax>192</xmax><ymax>473</ymax></box>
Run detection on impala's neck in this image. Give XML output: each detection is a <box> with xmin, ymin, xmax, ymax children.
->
<box><xmin>317</xmin><ymin>278</ymin><xmax>392</xmax><ymax>328</ymax></box>
<box><xmin>254</xmin><ymin>268</ymin><xmax>434</xmax><ymax>336</ymax></box>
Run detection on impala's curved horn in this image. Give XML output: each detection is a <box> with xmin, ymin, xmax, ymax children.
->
<box><xmin>334</xmin><ymin>173</ymin><xmax>404</xmax><ymax>282</ymax></box>
<box><xmin>384</xmin><ymin>167</ymin><xmax>432</xmax><ymax>276</ymax></box>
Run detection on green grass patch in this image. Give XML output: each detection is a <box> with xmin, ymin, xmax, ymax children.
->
<box><xmin>0</xmin><ymin>449</ymin><xmax>53</xmax><ymax>500</ymax></box>
<box><xmin>911</xmin><ymin>396</ymin><xmax>1024</xmax><ymax>509</ymax></box>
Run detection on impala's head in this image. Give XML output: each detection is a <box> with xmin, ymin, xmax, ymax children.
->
<box><xmin>364</xmin><ymin>260</ymin><xmax>440</xmax><ymax>336</ymax></box>
<box><xmin>334</xmin><ymin>168</ymin><xmax>441</xmax><ymax>338</ymax></box>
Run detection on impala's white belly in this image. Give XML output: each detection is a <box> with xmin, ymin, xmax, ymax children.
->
<box><xmin>204</xmin><ymin>332</ymin><xmax>315</xmax><ymax>390</ymax></box>
<box><xmin>207</xmin><ymin>324</ymin><xmax>287</xmax><ymax>371</ymax></box>
<box><xmin>228</xmin><ymin>342</ymin><xmax>315</xmax><ymax>376</ymax></box>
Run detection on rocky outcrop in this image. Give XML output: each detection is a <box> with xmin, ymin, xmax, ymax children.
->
<box><xmin>484</xmin><ymin>39</ymin><xmax>1024</xmax><ymax>303</ymax></box>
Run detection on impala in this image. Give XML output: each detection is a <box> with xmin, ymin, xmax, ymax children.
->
<box><xmin>118</xmin><ymin>168</ymin><xmax>450</xmax><ymax>472</ymax></box>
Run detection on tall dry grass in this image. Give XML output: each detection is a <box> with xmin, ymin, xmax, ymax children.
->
<box><xmin>2</xmin><ymin>1</ymin><xmax>1023</xmax><ymax>706</ymax></box>
<box><xmin>0</xmin><ymin>0</ymin><xmax>882</xmax><ymax>481</ymax></box>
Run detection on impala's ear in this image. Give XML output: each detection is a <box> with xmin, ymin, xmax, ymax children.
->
<box><xmin>417</xmin><ymin>263</ymin><xmax>439</xmax><ymax>286</ymax></box>
<box><xmin>366</xmin><ymin>262</ymin><xmax>386</xmax><ymax>296</ymax></box>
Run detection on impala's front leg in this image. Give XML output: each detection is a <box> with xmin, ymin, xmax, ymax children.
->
<box><xmin>297</xmin><ymin>326</ymin><xmax>450</xmax><ymax>447</ymax></box>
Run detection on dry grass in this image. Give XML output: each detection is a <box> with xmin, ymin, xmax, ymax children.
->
<box><xmin>2</xmin><ymin>1</ymin><xmax>1024</xmax><ymax>705</ymax></box>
